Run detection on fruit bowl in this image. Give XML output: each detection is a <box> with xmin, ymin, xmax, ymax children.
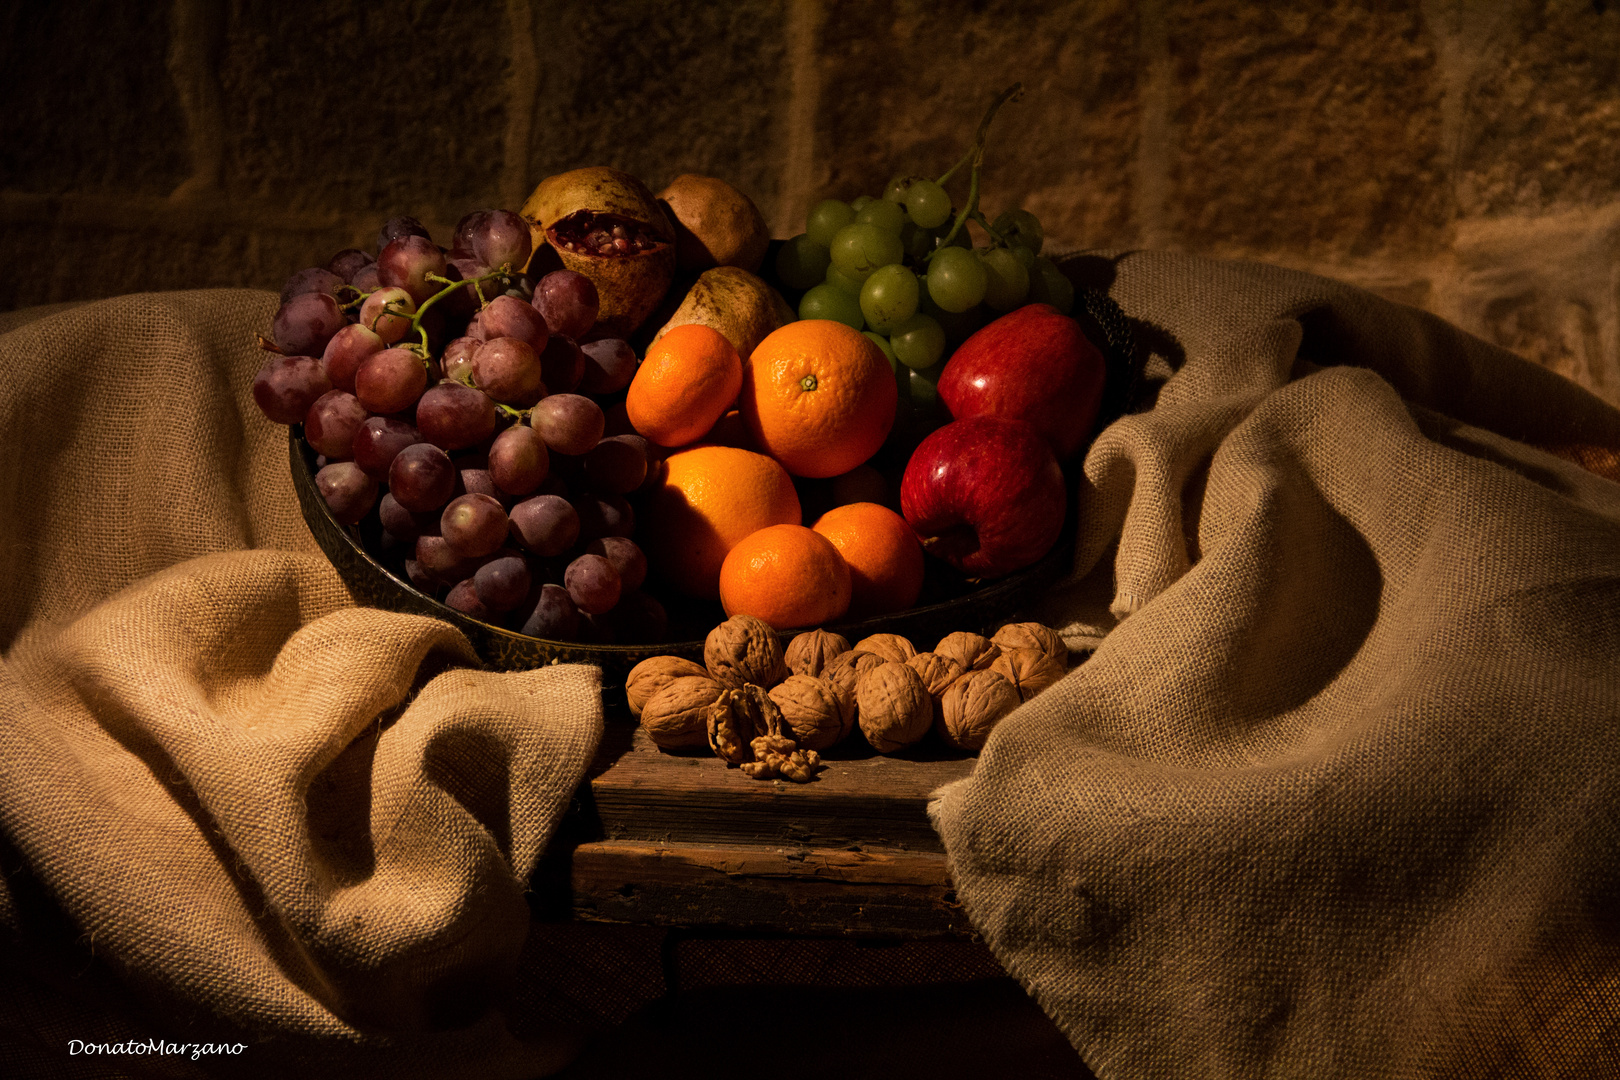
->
<box><xmin>290</xmin><ymin>272</ymin><xmax>1140</xmax><ymax>693</ymax></box>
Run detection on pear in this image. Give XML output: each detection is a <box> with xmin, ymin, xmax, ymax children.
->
<box><xmin>652</xmin><ymin>266</ymin><xmax>794</xmax><ymax>362</ymax></box>
<box><xmin>657</xmin><ymin>174</ymin><xmax>771</xmax><ymax>275</ymax></box>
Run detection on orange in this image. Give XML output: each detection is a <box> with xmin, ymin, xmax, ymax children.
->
<box><xmin>641</xmin><ymin>444</ymin><xmax>801</xmax><ymax>598</ymax></box>
<box><xmin>740</xmin><ymin>319</ymin><xmax>898</xmax><ymax>478</ymax></box>
<box><xmin>719</xmin><ymin>524</ymin><xmax>852</xmax><ymax>629</ymax></box>
<box><xmin>625</xmin><ymin>323</ymin><xmax>742</xmax><ymax>448</ymax></box>
<box><xmin>812</xmin><ymin>502</ymin><xmax>925</xmax><ymax>618</ymax></box>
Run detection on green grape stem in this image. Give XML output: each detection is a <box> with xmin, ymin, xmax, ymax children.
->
<box><xmin>929</xmin><ymin>83</ymin><xmax>1022</xmax><ymax>262</ymax></box>
<box><xmin>408</xmin><ymin>266</ymin><xmax>511</xmax><ymax>358</ymax></box>
<box><xmin>969</xmin><ymin>210</ymin><xmax>1013</xmax><ymax>248</ymax></box>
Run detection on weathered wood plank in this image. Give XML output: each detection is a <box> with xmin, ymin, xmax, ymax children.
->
<box><xmin>551</xmin><ymin>839</ymin><xmax>976</xmax><ymax>938</ymax></box>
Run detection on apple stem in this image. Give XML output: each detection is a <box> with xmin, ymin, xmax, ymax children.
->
<box><xmin>930</xmin><ymin>84</ymin><xmax>1023</xmax><ymax>260</ymax></box>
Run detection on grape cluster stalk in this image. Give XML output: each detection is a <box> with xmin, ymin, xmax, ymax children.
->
<box><xmin>252</xmin><ymin>209</ymin><xmax>668</xmax><ymax>645</ymax></box>
<box><xmin>773</xmin><ymin>83</ymin><xmax>1077</xmax><ymax>438</ymax></box>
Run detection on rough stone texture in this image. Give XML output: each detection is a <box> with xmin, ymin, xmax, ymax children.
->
<box><xmin>4</xmin><ymin>0</ymin><xmax>1620</xmax><ymax>407</ymax></box>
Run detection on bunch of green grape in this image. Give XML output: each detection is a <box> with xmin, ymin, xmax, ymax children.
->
<box><xmin>776</xmin><ymin>185</ymin><xmax>1074</xmax><ymax>434</ymax></box>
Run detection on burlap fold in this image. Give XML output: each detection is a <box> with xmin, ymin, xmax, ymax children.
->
<box><xmin>932</xmin><ymin>252</ymin><xmax>1620</xmax><ymax>1079</ymax></box>
<box><xmin>0</xmin><ymin>292</ymin><xmax>600</xmax><ymax>1077</ymax></box>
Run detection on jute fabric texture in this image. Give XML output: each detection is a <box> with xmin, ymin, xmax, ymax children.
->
<box><xmin>931</xmin><ymin>252</ymin><xmax>1620</xmax><ymax>1078</ymax></box>
<box><xmin>0</xmin><ymin>292</ymin><xmax>600</xmax><ymax>1077</ymax></box>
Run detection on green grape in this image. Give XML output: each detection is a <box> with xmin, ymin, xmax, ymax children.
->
<box><xmin>825</xmin><ymin>261</ymin><xmax>866</xmax><ymax>297</ymax></box>
<box><xmin>883</xmin><ymin>174</ymin><xmax>925</xmax><ymax>203</ymax></box>
<box><xmin>939</xmin><ymin>224</ymin><xmax>972</xmax><ymax>249</ymax></box>
<box><xmin>1028</xmin><ymin>256</ymin><xmax>1075</xmax><ymax>315</ymax></box>
<box><xmin>851</xmin><ymin>195</ymin><xmax>875</xmax><ymax>212</ymax></box>
<box><xmin>904</xmin><ymin>179</ymin><xmax>952</xmax><ymax>228</ymax></box>
<box><xmin>859</xmin><ymin>264</ymin><xmax>920</xmax><ymax>333</ymax></box>
<box><xmin>807</xmin><ymin>200</ymin><xmax>857</xmax><ymax>248</ymax></box>
<box><xmin>799</xmin><ymin>283</ymin><xmax>864</xmax><ymax>329</ymax></box>
<box><xmin>855</xmin><ymin>198</ymin><xmax>907</xmax><ymax>234</ymax></box>
<box><xmin>926</xmin><ymin>247</ymin><xmax>988</xmax><ymax>312</ymax></box>
<box><xmin>890</xmin><ymin>313</ymin><xmax>946</xmax><ymax>370</ymax></box>
<box><xmin>921</xmin><ymin>286</ymin><xmax>988</xmax><ymax>344</ymax></box>
<box><xmin>863</xmin><ymin>331</ymin><xmax>899</xmax><ymax>372</ymax></box>
<box><xmin>1008</xmin><ymin>244</ymin><xmax>1037</xmax><ymax>269</ymax></box>
<box><xmin>776</xmin><ymin>233</ymin><xmax>832</xmax><ymax>291</ymax></box>
<box><xmin>830</xmin><ymin>222</ymin><xmax>904</xmax><ymax>282</ymax></box>
<box><xmin>901</xmin><ymin>221</ymin><xmax>935</xmax><ymax>262</ymax></box>
<box><xmin>979</xmin><ymin>247</ymin><xmax>1031</xmax><ymax>312</ymax></box>
<box><xmin>991</xmin><ymin>209</ymin><xmax>1044</xmax><ymax>254</ymax></box>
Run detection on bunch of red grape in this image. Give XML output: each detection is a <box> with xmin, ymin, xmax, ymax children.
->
<box><xmin>253</xmin><ymin>209</ymin><xmax>665</xmax><ymax>644</ymax></box>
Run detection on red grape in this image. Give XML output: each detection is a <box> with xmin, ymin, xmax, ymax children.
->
<box><xmin>274</xmin><ymin>292</ymin><xmax>346</xmax><ymax>356</ymax></box>
<box><xmin>351</xmin><ymin>262</ymin><xmax>382</xmax><ymax>291</ymax></box>
<box><xmin>379</xmin><ymin>491</ymin><xmax>433</xmax><ymax>541</ymax></box>
<box><xmin>416</xmin><ymin>533</ymin><xmax>482</xmax><ymax>585</ymax></box>
<box><xmin>583</xmin><ymin>435</ymin><xmax>647</xmax><ymax>494</ymax></box>
<box><xmin>417</xmin><ymin>380</ymin><xmax>497</xmax><ymax>450</ymax></box>
<box><xmin>441</xmin><ymin>493</ymin><xmax>508</xmax><ymax>558</ymax></box>
<box><xmin>586</xmin><ymin>535</ymin><xmax>647</xmax><ymax>592</ymax></box>
<box><xmin>530</xmin><ymin>394</ymin><xmax>603</xmax><ymax>456</ymax></box>
<box><xmin>564</xmin><ymin>553</ymin><xmax>621</xmax><ymax>615</ymax></box>
<box><xmin>328</xmin><ymin>248</ymin><xmax>374</xmax><ymax>282</ymax></box>
<box><xmin>441</xmin><ymin>336</ymin><xmax>480</xmax><ymax>383</ymax></box>
<box><xmin>378</xmin><ymin>235</ymin><xmax>447</xmax><ymax>306</ymax></box>
<box><xmin>378</xmin><ymin>216</ymin><xmax>430</xmax><ymax>249</ymax></box>
<box><xmin>508</xmin><ymin>494</ymin><xmax>579</xmax><ymax>557</ymax></box>
<box><xmin>571</xmin><ymin>492</ymin><xmax>634</xmax><ymax>540</ymax></box>
<box><xmin>359</xmin><ymin>286</ymin><xmax>416</xmax><ymax>344</ymax></box>
<box><xmin>355</xmin><ymin>347</ymin><xmax>428</xmax><ymax>415</ymax></box>
<box><xmin>322</xmin><ymin>323</ymin><xmax>386</xmax><ymax>392</ymax></box>
<box><xmin>520</xmin><ymin>583</ymin><xmax>579</xmax><ymax>640</ymax></box>
<box><xmin>352</xmin><ymin>415</ymin><xmax>420</xmax><ymax>479</ymax></box>
<box><xmin>488</xmin><ymin>424</ymin><xmax>549</xmax><ymax>496</ymax></box>
<box><xmin>315</xmin><ymin>461</ymin><xmax>378</xmax><ymax>525</ymax></box>
<box><xmin>534</xmin><ymin>270</ymin><xmax>599</xmax><ymax>340</ymax></box>
<box><xmin>470</xmin><ymin>209</ymin><xmax>533</xmax><ymax>272</ymax></box>
<box><xmin>456</xmin><ymin>453</ymin><xmax>499</xmax><ymax>499</ymax></box>
<box><xmin>445</xmin><ymin>578</ymin><xmax>493</xmax><ymax>620</ymax></box>
<box><xmin>389</xmin><ymin>442</ymin><xmax>457</xmax><ymax>512</ymax></box>
<box><xmin>470</xmin><ymin>336</ymin><xmax>546</xmax><ymax>406</ymax></box>
<box><xmin>579</xmin><ymin>338</ymin><xmax>638</xmax><ymax>394</ymax></box>
<box><xmin>537</xmin><ymin>335</ymin><xmax>585</xmax><ymax>393</ymax></box>
<box><xmin>253</xmin><ymin>355</ymin><xmax>331</xmax><ymax>425</ymax></box>
<box><xmin>281</xmin><ymin>267</ymin><xmax>345</xmax><ymax>305</ymax></box>
<box><xmin>474</xmin><ymin>551</ymin><xmax>532</xmax><ymax>612</ymax></box>
<box><xmin>469</xmin><ymin>294</ymin><xmax>548</xmax><ymax>350</ymax></box>
<box><xmin>304</xmin><ymin>390</ymin><xmax>367</xmax><ymax>459</ymax></box>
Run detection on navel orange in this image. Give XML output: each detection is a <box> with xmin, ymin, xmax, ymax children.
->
<box><xmin>640</xmin><ymin>444</ymin><xmax>801</xmax><ymax>598</ymax></box>
<box><xmin>811</xmin><ymin>501</ymin><xmax>925</xmax><ymax>617</ymax></box>
<box><xmin>719</xmin><ymin>524</ymin><xmax>852</xmax><ymax>629</ymax></box>
<box><xmin>625</xmin><ymin>323</ymin><xmax>742</xmax><ymax>448</ymax></box>
<box><xmin>740</xmin><ymin>319</ymin><xmax>897</xmax><ymax>478</ymax></box>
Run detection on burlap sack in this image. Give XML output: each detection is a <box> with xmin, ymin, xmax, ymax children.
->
<box><xmin>931</xmin><ymin>252</ymin><xmax>1620</xmax><ymax>1078</ymax></box>
<box><xmin>0</xmin><ymin>292</ymin><xmax>600</xmax><ymax>1077</ymax></box>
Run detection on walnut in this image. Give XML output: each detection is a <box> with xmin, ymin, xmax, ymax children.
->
<box><xmin>852</xmin><ymin>632</ymin><xmax>916</xmax><ymax>666</ymax></box>
<box><xmin>769</xmin><ymin>674</ymin><xmax>851</xmax><ymax>751</ymax></box>
<box><xmin>639</xmin><ymin>674</ymin><xmax>726</xmax><ymax>750</ymax></box>
<box><xmin>933</xmin><ymin>631</ymin><xmax>1000</xmax><ymax>673</ymax></box>
<box><xmin>704</xmin><ymin>614</ymin><xmax>788</xmax><ymax>689</ymax></box>
<box><xmin>991</xmin><ymin>621</ymin><xmax>1069</xmax><ymax>667</ymax></box>
<box><xmin>625</xmin><ymin>655</ymin><xmax>708</xmax><ymax>718</ymax></box>
<box><xmin>706</xmin><ymin>683</ymin><xmax>787</xmax><ymax>764</ymax></box>
<box><xmin>855</xmin><ymin>661</ymin><xmax>932</xmax><ymax>754</ymax></box>
<box><xmin>937</xmin><ymin>669</ymin><xmax>1020</xmax><ymax>752</ymax></box>
<box><xmin>990</xmin><ymin>647</ymin><xmax>1068</xmax><ymax>702</ymax></box>
<box><xmin>741</xmin><ymin>735</ymin><xmax>822</xmax><ymax>783</ymax></box>
<box><xmin>907</xmin><ymin>651</ymin><xmax>964</xmax><ymax>726</ymax></box>
<box><xmin>784</xmin><ymin>629</ymin><xmax>851</xmax><ymax>678</ymax></box>
<box><xmin>822</xmin><ymin>649</ymin><xmax>887</xmax><ymax>733</ymax></box>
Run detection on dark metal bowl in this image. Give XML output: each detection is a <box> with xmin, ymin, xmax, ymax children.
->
<box><xmin>290</xmin><ymin>284</ymin><xmax>1139</xmax><ymax>690</ymax></box>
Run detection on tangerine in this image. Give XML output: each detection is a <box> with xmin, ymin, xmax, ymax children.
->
<box><xmin>740</xmin><ymin>319</ymin><xmax>897</xmax><ymax>478</ymax></box>
<box><xmin>625</xmin><ymin>323</ymin><xmax>742</xmax><ymax>448</ymax></box>
<box><xmin>719</xmin><ymin>524</ymin><xmax>852</xmax><ymax>629</ymax></box>
<box><xmin>812</xmin><ymin>501</ymin><xmax>925</xmax><ymax>617</ymax></box>
<box><xmin>641</xmin><ymin>444</ymin><xmax>801</xmax><ymax>598</ymax></box>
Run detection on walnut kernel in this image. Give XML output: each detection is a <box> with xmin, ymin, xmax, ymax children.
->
<box><xmin>938</xmin><ymin>669</ymin><xmax>1020</xmax><ymax>752</ymax></box>
<box><xmin>706</xmin><ymin>683</ymin><xmax>787</xmax><ymax>764</ymax></box>
<box><xmin>991</xmin><ymin>622</ymin><xmax>1069</xmax><ymax>667</ymax></box>
<box><xmin>855</xmin><ymin>661</ymin><xmax>932</xmax><ymax>754</ymax></box>
<box><xmin>934</xmin><ymin>631</ymin><xmax>1000</xmax><ymax>673</ymax></box>
<box><xmin>784</xmin><ymin>629</ymin><xmax>851</xmax><ymax>677</ymax></box>
<box><xmin>769</xmin><ymin>674</ymin><xmax>851</xmax><ymax>751</ymax></box>
<box><xmin>852</xmin><ymin>632</ymin><xmax>916</xmax><ymax>665</ymax></box>
<box><xmin>639</xmin><ymin>674</ymin><xmax>726</xmax><ymax>750</ymax></box>
<box><xmin>626</xmin><ymin>655</ymin><xmax>708</xmax><ymax>718</ymax></box>
<box><xmin>990</xmin><ymin>647</ymin><xmax>1068</xmax><ymax>702</ymax></box>
<box><xmin>704</xmin><ymin>614</ymin><xmax>787</xmax><ymax>689</ymax></box>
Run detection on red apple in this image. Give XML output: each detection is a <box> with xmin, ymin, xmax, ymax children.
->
<box><xmin>937</xmin><ymin>302</ymin><xmax>1106</xmax><ymax>459</ymax></box>
<box><xmin>900</xmin><ymin>415</ymin><xmax>1066</xmax><ymax>579</ymax></box>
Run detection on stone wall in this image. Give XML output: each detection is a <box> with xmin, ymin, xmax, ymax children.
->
<box><xmin>4</xmin><ymin>0</ymin><xmax>1619</xmax><ymax>406</ymax></box>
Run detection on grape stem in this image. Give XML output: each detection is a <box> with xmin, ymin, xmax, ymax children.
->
<box><xmin>929</xmin><ymin>83</ymin><xmax>1023</xmax><ymax>261</ymax></box>
<box><xmin>406</xmin><ymin>266</ymin><xmax>512</xmax><ymax>359</ymax></box>
<box><xmin>969</xmin><ymin>210</ymin><xmax>1012</xmax><ymax>248</ymax></box>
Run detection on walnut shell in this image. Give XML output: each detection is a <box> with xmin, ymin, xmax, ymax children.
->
<box><xmin>705</xmin><ymin>614</ymin><xmax>787</xmax><ymax>689</ymax></box>
<box><xmin>784</xmin><ymin>629</ymin><xmax>851</xmax><ymax>678</ymax></box>
<box><xmin>706</xmin><ymin>683</ymin><xmax>787</xmax><ymax>764</ymax></box>
<box><xmin>934</xmin><ymin>631</ymin><xmax>1001</xmax><ymax>673</ymax></box>
<box><xmin>855</xmin><ymin>661</ymin><xmax>932</xmax><ymax>754</ymax></box>
<box><xmin>907</xmin><ymin>651</ymin><xmax>965</xmax><ymax>726</ymax></box>
<box><xmin>822</xmin><ymin>650</ymin><xmax>887</xmax><ymax>733</ymax></box>
<box><xmin>937</xmin><ymin>669</ymin><xmax>1020</xmax><ymax>752</ymax></box>
<box><xmin>853</xmin><ymin>633</ymin><xmax>916</xmax><ymax>665</ymax></box>
<box><xmin>640</xmin><ymin>674</ymin><xmax>725</xmax><ymax>750</ymax></box>
<box><xmin>625</xmin><ymin>655</ymin><xmax>708</xmax><ymax>718</ymax></box>
<box><xmin>991</xmin><ymin>622</ymin><xmax>1069</xmax><ymax>667</ymax></box>
<box><xmin>769</xmin><ymin>674</ymin><xmax>851</xmax><ymax>751</ymax></box>
<box><xmin>990</xmin><ymin>647</ymin><xmax>1068</xmax><ymax>702</ymax></box>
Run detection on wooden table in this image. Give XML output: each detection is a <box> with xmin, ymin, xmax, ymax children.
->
<box><xmin>532</xmin><ymin>717</ymin><xmax>980</xmax><ymax>938</ymax></box>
